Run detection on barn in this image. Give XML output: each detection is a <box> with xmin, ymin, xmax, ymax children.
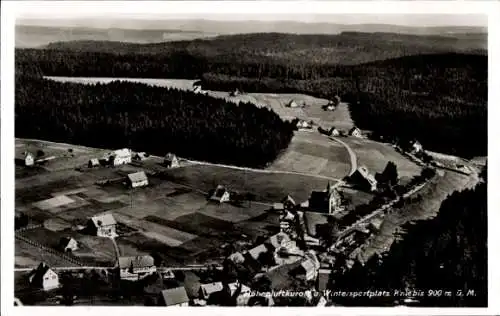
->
<box><xmin>127</xmin><ymin>171</ymin><xmax>149</xmax><ymax>188</ymax></box>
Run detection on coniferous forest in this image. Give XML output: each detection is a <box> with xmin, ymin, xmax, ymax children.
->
<box><xmin>16</xmin><ymin>34</ymin><xmax>487</xmax><ymax>158</ymax></box>
<box><xmin>15</xmin><ymin>75</ymin><xmax>295</xmax><ymax>167</ymax></box>
<box><xmin>330</xmin><ymin>168</ymin><xmax>487</xmax><ymax>307</ymax></box>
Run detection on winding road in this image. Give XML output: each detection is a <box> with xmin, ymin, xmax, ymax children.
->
<box><xmin>329</xmin><ymin>136</ymin><xmax>358</xmax><ymax>176</ymax></box>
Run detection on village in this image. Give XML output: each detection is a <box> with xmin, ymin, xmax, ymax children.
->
<box><xmin>13</xmin><ymin>87</ymin><xmax>480</xmax><ymax>307</ymax></box>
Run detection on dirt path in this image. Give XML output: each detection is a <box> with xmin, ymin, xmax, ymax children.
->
<box><xmin>329</xmin><ymin>136</ymin><xmax>357</xmax><ymax>176</ymax></box>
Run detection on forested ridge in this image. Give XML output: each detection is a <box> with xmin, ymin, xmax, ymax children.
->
<box><xmin>15</xmin><ymin>76</ymin><xmax>295</xmax><ymax>167</ymax></box>
<box><xmin>331</xmin><ymin>169</ymin><xmax>487</xmax><ymax>307</ymax></box>
<box><xmin>16</xmin><ymin>32</ymin><xmax>487</xmax><ymax>158</ymax></box>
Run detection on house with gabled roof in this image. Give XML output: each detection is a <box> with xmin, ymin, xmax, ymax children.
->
<box><xmin>59</xmin><ymin>237</ymin><xmax>79</xmax><ymax>252</ymax></box>
<box><xmin>87</xmin><ymin>213</ymin><xmax>117</xmax><ymax>237</ymax></box>
<box><xmin>16</xmin><ymin>151</ymin><xmax>35</xmax><ymax>167</ymax></box>
<box><xmin>126</xmin><ymin>171</ymin><xmax>149</xmax><ymax>188</ymax></box>
<box><xmin>88</xmin><ymin>158</ymin><xmax>100</xmax><ymax>168</ymax></box>
<box><xmin>287</xmin><ymin>99</ymin><xmax>299</xmax><ymax>108</ymax></box>
<box><xmin>119</xmin><ymin>255</ymin><xmax>156</xmax><ymax>280</ymax></box>
<box><xmin>199</xmin><ymin>282</ymin><xmax>224</xmax><ymax>300</ymax></box>
<box><xmin>346</xmin><ymin>166</ymin><xmax>378</xmax><ymax>192</ymax></box>
<box><xmin>108</xmin><ymin>148</ymin><xmax>132</xmax><ymax>166</ymax></box>
<box><xmin>209</xmin><ymin>185</ymin><xmax>230</xmax><ymax>203</ymax></box>
<box><xmin>308</xmin><ymin>182</ymin><xmax>345</xmax><ymax>215</ymax></box>
<box><xmin>164</xmin><ymin>153</ymin><xmax>180</xmax><ymax>168</ymax></box>
<box><xmin>28</xmin><ymin>262</ymin><xmax>59</xmax><ymax>291</ymax></box>
<box><xmin>159</xmin><ymin>286</ymin><xmax>190</xmax><ymax>306</ymax></box>
<box><xmin>348</xmin><ymin>127</ymin><xmax>363</xmax><ymax>138</ymax></box>
<box><xmin>329</xmin><ymin>127</ymin><xmax>340</xmax><ymax>137</ymax></box>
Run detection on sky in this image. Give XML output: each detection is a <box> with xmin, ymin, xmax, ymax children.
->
<box><xmin>14</xmin><ymin>2</ymin><xmax>488</xmax><ymax>28</ymax></box>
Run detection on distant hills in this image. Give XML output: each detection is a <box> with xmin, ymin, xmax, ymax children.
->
<box><xmin>16</xmin><ymin>19</ymin><xmax>487</xmax><ymax>48</ymax></box>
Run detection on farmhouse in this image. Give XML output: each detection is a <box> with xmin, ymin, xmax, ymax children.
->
<box><xmin>291</xmin><ymin>253</ymin><xmax>320</xmax><ymax>281</ymax></box>
<box><xmin>127</xmin><ymin>171</ymin><xmax>149</xmax><ymax>188</ymax></box>
<box><xmin>229</xmin><ymin>89</ymin><xmax>240</xmax><ymax>97</ymax></box>
<box><xmin>209</xmin><ymin>185</ymin><xmax>231</xmax><ymax>203</ymax></box>
<box><xmin>199</xmin><ymin>282</ymin><xmax>224</xmax><ymax>300</ymax></box>
<box><xmin>308</xmin><ymin>182</ymin><xmax>345</xmax><ymax>215</ymax></box>
<box><xmin>159</xmin><ymin>287</ymin><xmax>190</xmax><ymax>306</ymax></box>
<box><xmin>87</xmin><ymin>213</ymin><xmax>117</xmax><ymax>237</ymax></box>
<box><xmin>164</xmin><ymin>153</ymin><xmax>180</xmax><ymax>168</ymax></box>
<box><xmin>228</xmin><ymin>252</ymin><xmax>246</xmax><ymax>264</ymax></box>
<box><xmin>133</xmin><ymin>152</ymin><xmax>149</xmax><ymax>161</ymax></box>
<box><xmin>108</xmin><ymin>148</ymin><xmax>132</xmax><ymax>166</ymax></box>
<box><xmin>59</xmin><ymin>237</ymin><xmax>79</xmax><ymax>252</ymax></box>
<box><xmin>329</xmin><ymin>127</ymin><xmax>340</xmax><ymax>137</ymax></box>
<box><xmin>412</xmin><ymin>140</ymin><xmax>423</xmax><ymax>153</ymax></box>
<box><xmin>88</xmin><ymin>158</ymin><xmax>100</xmax><ymax>168</ymax></box>
<box><xmin>17</xmin><ymin>151</ymin><xmax>35</xmax><ymax>166</ymax></box>
<box><xmin>119</xmin><ymin>255</ymin><xmax>156</xmax><ymax>280</ymax></box>
<box><xmin>347</xmin><ymin>166</ymin><xmax>378</xmax><ymax>192</ymax></box>
<box><xmin>28</xmin><ymin>262</ymin><xmax>59</xmax><ymax>291</ymax></box>
<box><xmin>348</xmin><ymin>127</ymin><xmax>363</xmax><ymax>138</ymax></box>
<box><xmin>287</xmin><ymin>100</ymin><xmax>299</xmax><ymax>108</ymax></box>
<box><xmin>369</xmin><ymin>217</ymin><xmax>384</xmax><ymax>231</ymax></box>
<box><xmin>193</xmin><ymin>85</ymin><xmax>202</xmax><ymax>94</ymax></box>
<box><xmin>296</xmin><ymin>120</ymin><xmax>312</xmax><ymax>129</ymax></box>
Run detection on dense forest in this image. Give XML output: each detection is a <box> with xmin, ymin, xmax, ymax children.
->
<box><xmin>15</xmin><ymin>32</ymin><xmax>487</xmax><ymax>158</ymax></box>
<box><xmin>330</xmin><ymin>168</ymin><xmax>487</xmax><ymax>307</ymax></box>
<box><xmin>15</xmin><ymin>76</ymin><xmax>295</xmax><ymax>167</ymax></box>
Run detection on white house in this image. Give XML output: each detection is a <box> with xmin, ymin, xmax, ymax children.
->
<box><xmin>209</xmin><ymin>185</ymin><xmax>231</xmax><ymax>203</ymax></box>
<box><xmin>24</xmin><ymin>152</ymin><xmax>35</xmax><ymax>166</ymax></box>
<box><xmin>133</xmin><ymin>152</ymin><xmax>150</xmax><ymax>161</ymax></box>
<box><xmin>28</xmin><ymin>262</ymin><xmax>59</xmax><ymax>291</ymax></box>
<box><xmin>159</xmin><ymin>287</ymin><xmax>190</xmax><ymax>306</ymax></box>
<box><xmin>329</xmin><ymin>127</ymin><xmax>340</xmax><ymax>137</ymax></box>
<box><xmin>87</xmin><ymin>213</ymin><xmax>117</xmax><ymax>237</ymax></box>
<box><xmin>412</xmin><ymin>140</ymin><xmax>423</xmax><ymax>153</ymax></box>
<box><xmin>287</xmin><ymin>100</ymin><xmax>299</xmax><ymax>108</ymax></box>
<box><xmin>248</xmin><ymin>244</ymin><xmax>268</xmax><ymax>261</ymax></box>
<box><xmin>127</xmin><ymin>171</ymin><xmax>149</xmax><ymax>188</ymax></box>
<box><xmin>348</xmin><ymin>127</ymin><xmax>362</xmax><ymax>138</ymax></box>
<box><xmin>88</xmin><ymin>158</ymin><xmax>100</xmax><ymax>168</ymax></box>
<box><xmin>199</xmin><ymin>282</ymin><xmax>224</xmax><ymax>300</ymax></box>
<box><xmin>118</xmin><ymin>255</ymin><xmax>156</xmax><ymax>280</ymax></box>
<box><xmin>296</xmin><ymin>120</ymin><xmax>312</xmax><ymax>129</ymax></box>
<box><xmin>193</xmin><ymin>85</ymin><xmax>202</xmax><ymax>94</ymax></box>
<box><xmin>109</xmin><ymin>148</ymin><xmax>132</xmax><ymax>166</ymax></box>
<box><xmin>164</xmin><ymin>153</ymin><xmax>180</xmax><ymax>168</ymax></box>
<box><xmin>59</xmin><ymin>237</ymin><xmax>79</xmax><ymax>252</ymax></box>
<box><xmin>228</xmin><ymin>252</ymin><xmax>246</xmax><ymax>264</ymax></box>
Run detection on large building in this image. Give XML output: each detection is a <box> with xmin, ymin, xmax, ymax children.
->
<box><xmin>87</xmin><ymin>213</ymin><xmax>117</xmax><ymax>237</ymax></box>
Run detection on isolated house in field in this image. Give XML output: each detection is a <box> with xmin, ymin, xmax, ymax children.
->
<box><xmin>296</xmin><ymin>120</ymin><xmax>312</xmax><ymax>130</ymax></box>
<box><xmin>164</xmin><ymin>153</ymin><xmax>180</xmax><ymax>168</ymax></box>
<box><xmin>18</xmin><ymin>151</ymin><xmax>35</xmax><ymax>167</ymax></box>
<box><xmin>412</xmin><ymin>140</ymin><xmax>423</xmax><ymax>153</ymax></box>
<box><xmin>28</xmin><ymin>262</ymin><xmax>59</xmax><ymax>291</ymax></box>
<box><xmin>308</xmin><ymin>182</ymin><xmax>345</xmax><ymax>215</ymax></box>
<box><xmin>193</xmin><ymin>85</ymin><xmax>203</xmax><ymax>94</ymax></box>
<box><xmin>229</xmin><ymin>89</ymin><xmax>240</xmax><ymax>97</ymax></box>
<box><xmin>210</xmin><ymin>185</ymin><xmax>231</xmax><ymax>203</ymax></box>
<box><xmin>329</xmin><ymin>127</ymin><xmax>340</xmax><ymax>137</ymax></box>
<box><xmin>87</xmin><ymin>213</ymin><xmax>117</xmax><ymax>237</ymax></box>
<box><xmin>159</xmin><ymin>287</ymin><xmax>190</xmax><ymax>306</ymax></box>
<box><xmin>127</xmin><ymin>171</ymin><xmax>149</xmax><ymax>188</ymax></box>
<box><xmin>109</xmin><ymin>148</ymin><xmax>132</xmax><ymax>166</ymax></box>
<box><xmin>133</xmin><ymin>152</ymin><xmax>149</xmax><ymax>161</ymax></box>
<box><xmin>348</xmin><ymin>127</ymin><xmax>363</xmax><ymax>138</ymax></box>
<box><xmin>88</xmin><ymin>158</ymin><xmax>100</xmax><ymax>168</ymax></box>
<box><xmin>347</xmin><ymin>166</ymin><xmax>378</xmax><ymax>192</ymax></box>
<box><xmin>119</xmin><ymin>255</ymin><xmax>156</xmax><ymax>280</ymax></box>
<box><xmin>59</xmin><ymin>237</ymin><xmax>79</xmax><ymax>252</ymax></box>
<box><xmin>199</xmin><ymin>282</ymin><xmax>224</xmax><ymax>300</ymax></box>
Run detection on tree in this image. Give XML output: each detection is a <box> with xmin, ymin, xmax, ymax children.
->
<box><xmin>36</xmin><ymin>150</ymin><xmax>45</xmax><ymax>158</ymax></box>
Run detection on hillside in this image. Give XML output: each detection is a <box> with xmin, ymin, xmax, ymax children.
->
<box><xmin>15</xmin><ymin>76</ymin><xmax>295</xmax><ymax>168</ymax></box>
<box><xmin>40</xmin><ymin>32</ymin><xmax>486</xmax><ymax>65</ymax></box>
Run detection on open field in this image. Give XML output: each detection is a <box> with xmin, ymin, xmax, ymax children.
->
<box><xmin>269</xmin><ymin>131</ymin><xmax>351</xmax><ymax>179</ymax></box>
<box><xmin>340</xmin><ymin>137</ymin><xmax>422</xmax><ymax>180</ymax></box>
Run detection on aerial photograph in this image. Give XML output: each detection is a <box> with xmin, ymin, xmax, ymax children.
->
<box><xmin>12</xmin><ymin>7</ymin><xmax>487</xmax><ymax>308</ymax></box>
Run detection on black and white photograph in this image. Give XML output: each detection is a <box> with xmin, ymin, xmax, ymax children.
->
<box><xmin>1</xmin><ymin>1</ymin><xmax>497</xmax><ymax>314</ymax></box>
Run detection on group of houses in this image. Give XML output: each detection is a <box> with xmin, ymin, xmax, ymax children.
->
<box><xmin>88</xmin><ymin>148</ymin><xmax>180</xmax><ymax>169</ymax></box>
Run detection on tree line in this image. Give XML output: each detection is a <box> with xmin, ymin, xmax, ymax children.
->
<box><xmin>15</xmin><ymin>76</ymin><xmax>295</xmax><ymax>168</ymax></box>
